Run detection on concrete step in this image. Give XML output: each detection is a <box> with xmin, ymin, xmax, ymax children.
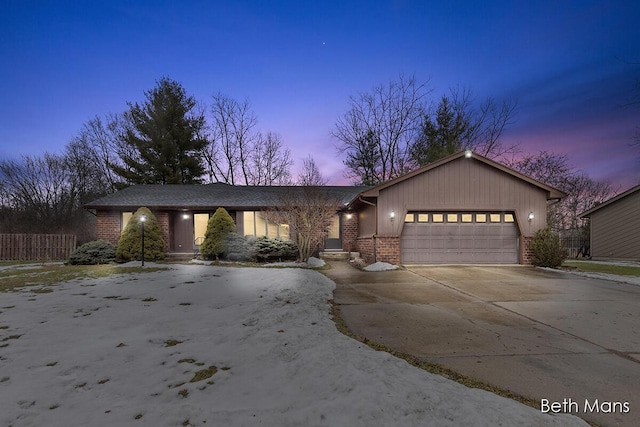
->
<box><xmin>319</xmin><ymin>251</ymin><xmax>360</xmax><ymax>261</ymax></box>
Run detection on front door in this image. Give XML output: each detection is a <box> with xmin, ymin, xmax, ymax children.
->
<box><xmin>324</xmin><ymin>214</ymin><xmax>342</xmax><ymax>250</ymax></box>
<box><xmin>171</xmin><ymin>212</ymin><xmax>194</xmax><ymax>252</ymax></box>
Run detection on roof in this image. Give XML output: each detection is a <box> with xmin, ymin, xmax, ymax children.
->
<box><xmin>354</xmin><ymin>150</ymin><xmax>566</xmax><ymax>202</ymax></box>
<box><xmin>84</xmin><ymin>183</ymin><xmax>369</xmax><ymax>210</ymax></box>
<box><xmin>580</xmin><ymin>184</ymin><xmax>640</xmax><ymax>218</ymax></box>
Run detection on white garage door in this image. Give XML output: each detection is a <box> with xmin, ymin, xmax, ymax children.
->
<box><xmin>401</xmin><ymin>212</ymin><xmax>519</xmax><ymax>264</ymax></box>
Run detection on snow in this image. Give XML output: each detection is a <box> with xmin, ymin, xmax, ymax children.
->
<box><xmin>0</xmin><ymin>264</ymin><xmax>587</xmax><ymax>426</ymax></box>
<box><xmin>363</xmin><ymin>261</ymin><xmax>399</xmax><ymax>272</ymax></box>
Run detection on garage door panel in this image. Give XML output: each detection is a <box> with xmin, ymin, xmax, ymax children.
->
<box><xmin>401</xmin><ymin>213</ymin><xmax>518</xmax><ymax>264</ymax></box>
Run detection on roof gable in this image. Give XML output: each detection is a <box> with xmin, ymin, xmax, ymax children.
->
<box><xmin>358</xmin><ymin>150</ymin><xmax>566</xmax><ymax>200</ymax></box>
<box><xmin>580</xmin><ymin>184</ymin><xmax>640</xmax><ymax>218</ymax></box>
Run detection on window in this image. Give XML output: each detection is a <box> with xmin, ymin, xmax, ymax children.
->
<box><xmin>327</xmin><ymin>215</ymin><xmax>340</xmax><ymax>239</ymax></box>
<box><xmin>121</xmin><ymin>212</ymin><xmax>133</xmax><ymax>232</ymax></box>
<box><xmin>194</xmin><ymin>213</ymin><xmax>209</xmax><ymax>244</ymax></box>
<box><xmin>404</xmin><ymin>213</ymin><xmax>415</xmax><ymax>223</ymax></box>
<box><xmin>243</xmin><ymin>211</ymin><xmax>290</xmax><ymax>240</ymax></box>
<box><xmin>504</xmin><ymin>213</ymin><xmax>515</xmax><ymax>222</ymax></box>
<box><xmin>417</xmin><ymin>213</ymin><xmax>429</xmax><ymax>223</ymax></box>
<box><xmin>461</xmin><ymin>213</ymin><xmax>473</xmax><ymax>223</ymax></box>
<box><xmin>432</xmin><ymin>213</ymin><xmax>444</xmax><ymax>222</ymax></box>
<box><xmin>476</xmin><ymin>213</ymin><xmax>487</xmax><ymax>223</ymax></box>
<box><xmin>490</xmin><ymin>213</ymin><xmax>501</xmax><ymax>223</ymax></box>
<box><xmin>447</xmin><ymin>213</ymin><xmax>458</xmax><ymax>222</ymax></box>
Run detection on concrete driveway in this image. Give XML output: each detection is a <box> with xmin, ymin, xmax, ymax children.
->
<box><xmin>325</xmin><ymin>263</ymin><xmax>640</xmax><ymax>427</ymax></box>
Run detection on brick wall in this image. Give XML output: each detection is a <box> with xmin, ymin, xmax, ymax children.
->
<box><xmin>342</xmin><ymin>213</ymin><xmax>358</xmax><ymax>252</ymax></box>
<box><xmin>356</xmin><ymin>236</ymin><xmax>374</xmax><ymax>263</ymax></box>
<box><xmin>96</xmin><ymin>211</ymin><xmax>122</xmax><ymax>246</ymax></box>
<box><xmin>375</xmin><ymin>235</ymin><xmax>400</xmax><ymax>265</ymax></box>
<box><xmin>155</xmin><ymin>211</ymin><xmax>170</xmax><ymax>252</ymax></box>
<box><xmin>521</xmin><ymin>236</ymin><xmax>534</xmax><ymax>265</ymax></box>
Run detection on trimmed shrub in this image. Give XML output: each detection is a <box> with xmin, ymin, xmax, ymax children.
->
<box><xmin>116</xmin><ymin>207</ymin><xmax>165</xmax><ymax>262</ymax></box>
<box><xmin>251</xmin><ymin>236</ymin><xmax>298</xmax><ymax>262</ymax></box>
<box><xmin>223</xmin><ymin>233</ymin><xmax>254</xmax><ymax>262</ymax></box>
<box><xmin>68</xmin><ymin>240</ymin><xmax>116</xmax><ymax>265</ymax></box>
<box><xmin>529</xmin><ymin>227</ymin><xmax>567</xmax><ymax>268</ymax></box>
<box><xmin>200</xmin><ymin>207</ymin><xmax>236</xmax><ymax>260</ymax></box>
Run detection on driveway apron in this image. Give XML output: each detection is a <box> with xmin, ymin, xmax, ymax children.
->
<box><xmin>324</xmin><ymin>262</ymin><xmax>640</xmax><ymax>427</ymax></box>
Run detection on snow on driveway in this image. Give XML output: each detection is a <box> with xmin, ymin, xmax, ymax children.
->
<box><xmin>0</xmin><ymin>264</ymin><xmax>587</xmax><ymax>426</ymax></box>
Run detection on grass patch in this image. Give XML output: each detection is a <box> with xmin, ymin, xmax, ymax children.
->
<box><xmin>164</xmin><ymin>339</ymin><xmax>183</xmax><ymax>347</ymax></box>
<box><xmin>563</xmin><ymin>261</ymin><xmax>640</xmax><ymax>277</ymax></box>
<box><xmin>189</xmin><ymin>365</ymin><xmax>218</xmax><ymax>383</ymax></box>
<box><xmin>0</xmin><ymin>264</ymin><xmax>168</xmax><ymax>293</ymax></box>
<box><xmin>329</xmin><ymin>301</ymin><xmax>541</xmax><ymax>411</ymax></box>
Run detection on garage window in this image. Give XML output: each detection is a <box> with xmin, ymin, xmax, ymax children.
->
<box><xmin>432</xmin><ymin>213</ymin><xmax>444</xmax><ymax>222</ymax></box>
<box><xmin>447</xmin><ymin>213</ymin><xmax>458</xmax><ymax>222</ymax></box>
<box><xmin>404</xmin><ymin>213</ymin><xmax>415</xmax><ymax>223</ymax></box>
<box><xmin>490</xmin><ymin>213</ymin><xmax>501</xmax><ymax>222</ymax></box>
<box><xmin>418</xmin><ymin>213</ymin><xmax>429</xmax><ymax>222</ymax></box>
<box><xmin>461</xmin><ymin>213</ymin><xmax>473</xmax><ymax>223</ymax></box>
<box><xmin>476</xmin><ymin>213</ymin><xmax>487</xmax><ymax>222</ymax></box>
<box><xmin>504</xmin><ymin>213</ymin><xmax>515</xmax><ymax>222</ymax></box>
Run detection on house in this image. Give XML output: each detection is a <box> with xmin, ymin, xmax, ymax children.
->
<box><xmin>579</xmin><ymin>184</ymin><xmax>640</xmax><ymax>261</ymax></box>
<box><xmin>85</xmin><ymin>151</ymin><xmax>565</xmax><ymax>264</ymax></box>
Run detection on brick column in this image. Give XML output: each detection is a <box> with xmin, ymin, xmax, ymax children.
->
<box><xmin>155</xmin><ymin>211</ymin><xmax>170</xmax><ymax>253</ymax></box>
<box><xmin>342</xmin><ymin>213</ymin><xmax>358</xmax><ymax>252</ymax></box>
<box><xmin>356</xmin><ymin>236</ymin><xmax>374</xmax><ymax>264</ymax></box>
<box><xmin>374</xmin><ymin>235</ymin><xmax>400</xmax><ymax>265</ymax></box>
<box><xmin>521</xmin><ymin>236</ymin><xmax>534</xmax><ymax>265</ymax></box>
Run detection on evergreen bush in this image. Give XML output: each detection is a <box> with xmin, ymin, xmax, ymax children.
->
<box><xmin>68</xmin><ymin>240</ymin><xmax>117</xmax><ymax>265</ymax></box>
<box><xmin>223</xmin><ymin>233</ymin><xmax>254</xmax><ymax>262</ymax></box>
<box><xmin>251</xmin><ymin>236</ymin><xmax>298</xmax><ymax>262</ymax></box>
<box><xmin>116</xmin><ymin>207</ymin><xmax>165</xmax><ymax>262</ymax></box>
<box><xmin>529</xmin><ymin>226</ymin><xmax>567</xmax><ymax>268</ymax></box>
<box><xmin>200</xmin><ymin>207</ymin><xmax>236</xmax><ymax>260</ymax></box>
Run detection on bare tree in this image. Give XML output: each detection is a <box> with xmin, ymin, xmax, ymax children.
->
<box><xmin>297</xmin><ymin>156</ymin><xmax>326</xmax><ymax>186</ymax></box>
<box><xmin>333</xmin><ymin>74</ymin><xmax>430</xmax><ymax>184</ymax></box>
<box><xmin>506</xmin><ymin>151</ymin><xmax>613</xmax><ymax>230</ymax></box>
<box><xmin>206</xmin><ymin>93</ymin><xmax>258</xmax><ymax>185</ymax></box>
<box><xmin>248</xmin><ymin>132</ymin><xmax>292</xmax><ymax>185</ymax></box>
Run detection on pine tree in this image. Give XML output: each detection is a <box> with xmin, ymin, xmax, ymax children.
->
<box><xmin>113</xmin><ymin>77</ymin><xmax>207</xmax><ymax>184</ymax></box>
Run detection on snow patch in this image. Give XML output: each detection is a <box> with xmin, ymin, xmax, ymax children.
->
<box><xmin>363</xmin><ymin>261</ymin><xmax>399</xmax><ymax>271</ymax></box>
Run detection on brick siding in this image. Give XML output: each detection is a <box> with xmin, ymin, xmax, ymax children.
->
<box><xmin>374</xmin><ymin>235</ymin><xmax>400</xmax><ymax>265</ymax></box>
<box><xmin>96</xmin><ymin>209</ymin><xmax>170</xmax><ymax>252</ymax></box>
<box><xmin>521</xmin><ymin>236</ymin><xmax>534</xmax><ymax>265</ymax></box>
<box><xmin>341</xmin><ymin>213</ymin><xmax>358</xmax><ymax>252</ymax></box>
<box><xmin>356</xmin><ymin>236</ymin><xmax>374</xmax><ymax>263</ymax></box>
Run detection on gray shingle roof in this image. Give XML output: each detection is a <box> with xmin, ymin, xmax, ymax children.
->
<box><xmin>84</xmin><ymin>183</ymin><xmax>369</xmax><ymax>210</ymax></box>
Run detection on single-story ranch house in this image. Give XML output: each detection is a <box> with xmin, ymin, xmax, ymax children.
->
<box><xmin>580</xmin><ymin>184</ymin><xmax>640</xmax><ymax>261</ymax></box>
<box><xmin>85</xmin><ymin>151</ymin><xmax>565</xmax><ymax>265</ymax></box>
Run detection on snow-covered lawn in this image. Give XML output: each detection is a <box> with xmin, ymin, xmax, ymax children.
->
<box><xmin>0</xmin><ymin>264</ymin><xmax>587</xmax><ymax>426</ymax></box>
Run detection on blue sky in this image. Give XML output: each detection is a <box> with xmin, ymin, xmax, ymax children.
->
<box><xmin>1</xmin><ymin>0</ymin><xmax>639</xmax><ymax>188</ymax></box>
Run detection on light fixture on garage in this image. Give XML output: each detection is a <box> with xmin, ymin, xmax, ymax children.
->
<box><xmin>528</xmin><ymin>212</ymin><xmax>535</xmax><ymax>221</ymax></box>
<box><xmin>465</xmin><ymin>149</ymin><xmax>473</xmax><ymax>158</ymax></box>
<box><xmin>390</xmin><ymin>211</ymin><xmax>396</xmax><ymax>221</ymax></box>
<box><xmin>346</xmin><ymin>212</ymin><xmax>353</xmax><ymax>220</ymax></box>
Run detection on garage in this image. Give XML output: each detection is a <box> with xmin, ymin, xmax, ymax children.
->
<box><xmin>401</xmin><ymin>211</ymin><xmax>519</xmax><ymax>264</ymax></box>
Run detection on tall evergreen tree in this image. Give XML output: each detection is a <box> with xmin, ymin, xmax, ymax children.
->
<box><xmin>112</xmin><ymin>77</ymin><xmax>207</xmax><ymax>184</ymax></box>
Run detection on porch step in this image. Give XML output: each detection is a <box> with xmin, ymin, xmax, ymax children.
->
<box><xmin>165</xmin><ymin>252</ymin><xmax>196</xmax><ymax>262</ymax></box>
<box><xmin>319</xmin><ymin>251</ymin><xmax>360</xmax><ymax>261</ymax></box>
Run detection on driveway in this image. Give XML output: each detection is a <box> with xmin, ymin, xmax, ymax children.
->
<box><xmin>325</xmin><ymin>263</ymin><xmax>640</xmax><ymax>427</ymax></box>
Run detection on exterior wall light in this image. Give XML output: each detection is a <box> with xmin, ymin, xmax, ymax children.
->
<box><xmin>528</xmin><ymin>212</ymin><xmax>535</xmax><ymax>221</ymax></box>
<box><xmin>465</xmin><ymin>149</ymin><xmax>473</xmax><ymax>158</ymax></box>
<box><xmin>182</xmin><ymin>213</ymin><xmax>190</xmax><ymax>220</ymax></box>
<box><xmin>390</xmin><ymin>211</ymin><xmax>396</xmax><ymax>221</ymax></box>
<box><xmin>346</xmin><ymin>213</ymin><xmax>353</xmax><ymax>220</ymax></box>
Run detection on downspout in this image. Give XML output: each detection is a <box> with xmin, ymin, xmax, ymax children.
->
<box><xmin>358</xmin><ymin>197</ymin><xmax>378</xmax><ymax>261</ymax></box>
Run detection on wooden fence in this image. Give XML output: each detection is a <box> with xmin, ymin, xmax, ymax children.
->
<box><xmin>0</xmin><ymin>234</ymin><xmax>77</xmax><ymax>261</ymax></box>
<box><xmin>558</xmin><ymin>231</ymin><xmax>590</xmax><ymax>258</ymax></box>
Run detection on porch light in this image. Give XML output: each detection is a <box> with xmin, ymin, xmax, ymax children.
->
<box><xmin>346</xmin><ymin>213</ymin><xmax>353</xmax><ymax>220</ymax></box>
<box><xmin>140</xmin><ymin>214</ymin><xmax>146</xmax><ymax>267</ymax></box>
<box><xmin>182</xmin><ymin>213</ymin><xmax>190</xmax><ymax>220</ymax></box>
<box><xmin>390</xmin><ymin>211</ymin><xmax>396</xmax><ymax>221</ymax></box>
<box><xmin>465</xmin><ymin>149</ymin><xmax>473</xmax><ymax>158</ymax></box>
<box><xmin>528</xmin><ymin>212</ymin><xmax>535</xmax><ymax>221</ymax></box>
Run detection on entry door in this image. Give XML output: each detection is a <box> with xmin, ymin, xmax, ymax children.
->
<box><xmin>324</xmin><ymin>214</ymin><xmax>342</xmax><ymax>250</ymax></box>
<box><xmin>171</xmin><ymin>212</ymin><xmax>194</xmax><ymax>252</ymax></box>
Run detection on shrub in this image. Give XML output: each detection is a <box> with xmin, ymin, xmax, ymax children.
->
<box><xmin>251</xmin><ymin>236</ymin><xmax>298</xmax><ymax>262</ymax></box>
<box><xmin>68</xmin><ymin>240</ymin><xmax>116</xmax><ymax>265</ymax></box>
<box><xmin>200</xmin><ymin>207</ymin><xmax>236</xmax><ymax>260</ymax></box>
<box><xmin>529</xmin><ymin>227</ymin><xmax>567</xmax><ymax>268</ymax></box>
<box><xmin>116</xmin><ymin>207</ymin><xmax>165</xmax><ymax>262</ymax></box>
<box><xmin>223</xmin><ymin>233</ymin><xmax>254</xmax><ymax>262</ymax></box>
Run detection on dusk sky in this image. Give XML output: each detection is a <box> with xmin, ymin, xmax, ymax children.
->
<box><xmin>1</xmin><ymin>1</ymin><xmax>639</xmax><ymax>189</ymax></box>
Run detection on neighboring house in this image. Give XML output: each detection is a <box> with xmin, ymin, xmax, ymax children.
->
<box><xmin>85</xmin><ymin>150</ymin><xmax>565</xmax><ymax>264</ymax></box>
<box><xmin>579</xmin><ymin>184</ymin><xmax>640</xmax><ymax>261</ymax></box>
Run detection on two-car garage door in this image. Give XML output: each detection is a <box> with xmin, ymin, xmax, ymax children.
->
<box><xmin>401</xmin><ymin>212</ymin><xmax>519</xmax><ymax>264</ymax></box>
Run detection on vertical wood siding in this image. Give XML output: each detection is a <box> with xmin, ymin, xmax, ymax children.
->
<box><xmin>376</xmin><ymin>157</ymin><xmax>549</xmax><ymax>236</ymax></box>
<box><xmin>590</xmin><ymin>191</ymin><xmax>640</xmax><ymax>260</ymax></box>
